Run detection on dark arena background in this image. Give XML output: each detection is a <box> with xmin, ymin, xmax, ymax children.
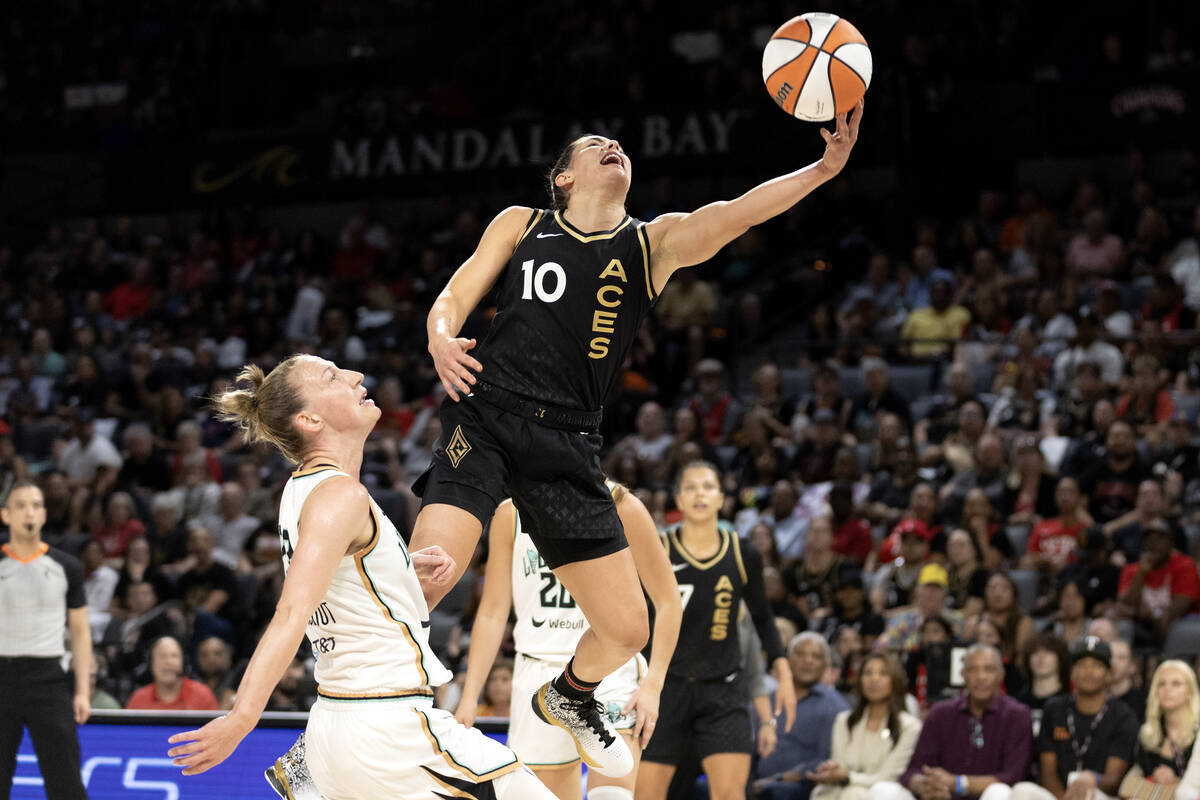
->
<box><xmin>1</xmin><ymin>0</ymin><xmax>1199</xmax><ymax>798</ymax></box>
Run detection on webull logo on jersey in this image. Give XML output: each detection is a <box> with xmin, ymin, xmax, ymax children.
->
<box><xmin>588</xmin><ymin>258</ymin><xmax>627</xmax><ymax>360</ymax></box>
<box><xmin>710</xmin><ymin>574</ymin><xmax>734</xmax><ymax>641</ymax></box>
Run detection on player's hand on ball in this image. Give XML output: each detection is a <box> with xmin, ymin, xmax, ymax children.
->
<box><xmin>412</xmin><ymin>545</ymin><xmax>456</xmax><ymax>585</ymax></box>
<box><xmin>819</xmin><ymin>99</ymin><xmax>863</xmax><ymax>176</ymax></box>
<box><xmin>430</xmin><ymin>336</ymin><xmax>482</xmax><ymax>402</ymax></box>
<box><xmin>168</xmin><ymin>714</ymin><xmax>251</xmax><ymax>775</ymax></box>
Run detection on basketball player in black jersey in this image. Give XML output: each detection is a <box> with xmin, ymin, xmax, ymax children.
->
<box><xmin>635</xmin><ymin>462</ymin><xmax>792</xmax><ymax>800</ymax></box>
<box><xmin>412</xmin><ymin>102</ymin><xmax>864</xmax><ymax>777</ymax></box>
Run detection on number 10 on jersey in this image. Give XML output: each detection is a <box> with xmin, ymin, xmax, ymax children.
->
<box><xmin>521</xmin><ymin>260</ymin><xmax>566</xmax><ymax>302</ymax></box>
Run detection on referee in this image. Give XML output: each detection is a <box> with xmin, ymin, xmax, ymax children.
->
<box><xmin>1</xmin><ymin>481</ymin><xmax>91</xmax><ymax>799</ymax></box>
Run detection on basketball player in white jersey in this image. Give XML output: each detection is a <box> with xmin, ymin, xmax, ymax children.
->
<box><xmin>166</xmin><ymin>356</ymin><xmax>557</xmax><ymax>800</ymax></box>
<box><xmin>454</xmin><ymin>483</ymin><xmax>682</xmax><ymax>800</ymax></box>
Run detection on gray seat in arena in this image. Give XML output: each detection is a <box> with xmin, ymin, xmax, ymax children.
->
<box><xmin>1163</xmin><ymin>616</ymin><xmax>1200</xmax><ymax>660</ymax></box>
<box><xmin>889</xmin><ymin>365</ymin><xmax>934</xmax><ymax>403</ymax></box>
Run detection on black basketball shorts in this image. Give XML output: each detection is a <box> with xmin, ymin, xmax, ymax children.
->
<box><xmin>640</xmin><ymin>672</ymin><xmax>753</xmax><ymax>763</ymax></box>
<box><xmin>412</xmin><ymin>394</ymin><xmax>627</xmax><ymax>569</ymax></box>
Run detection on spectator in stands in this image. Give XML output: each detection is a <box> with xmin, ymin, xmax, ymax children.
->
<box><xmin>474</xmin><ymin>659</ymin><xmax>513</xmax><ymax>718</ymax></box>
<box><xmin>171</xmin><ymin>458</ymin><xmax>221</xmax><ymax>523</ymax></box>
<box><xmin>1081</xmin><ymin>420</ymin><xmax>1147</xmax><ymax>525</ymax></box>
<box><xmin>797</xmin><ymin>361</ymin><xmax>852</xmax><ymax>432</ymax></box>
<box><xmin>814</xmin><ymin>566</ymin><xmax>885</xmax><ymax>648</ymax></box>
<box><xmin>753</xmin><ymin>632</ymin><xmax>850</xmax><ymax>800</ymax></box>
<box><xmin>1143</xmin><ymin>273</ymin><xmax>1196</xmax><ymax>333</ymax></box>
<box><xmin>872</xmin><ymin>485</ymin><xmax>943</xmax><ymax>571</ymax></box>
<box><xmin>199</xmin><ymin>481</ymin><xmax>259</xmax><ymax>569</ymax></box>
<box><xmin>1055</xmin><ymin>362</ymin><xmax>1109</xmax><ymax>438</ymax></box>
<box><xmin>689</xmin><ymin>358</ymin><xmax>743</xmax><ymax>447</ymax></box>
<box><xmin>1095</xmin><ymin>281</ymin><xmax>1134</xmax><ymax>338</ymax></box>
<box><xmin>750</xmin><ymin>523</ymin><xmax>784</xmax><ymax>571</ymax></box>
<box><xmin>169</xmin><ymin>420</ymin><xmax>221</xmax><ymax>486</ymax></box>
<box><xmin>902</xmin><ymin>244</ymin><xmax>940</xmax><ymax>312</ymax></box>
<box><xmin>112</xmin><ymin>536</ymin><xmax>171</xmax><ymax>612</ymax></box>
<box><xmin>1043</xmin><ymin>577</ymin><xmax>1091</xmax><ymax>647</ymax></box>
<box><xmin>1117</xmin><ymin>521</ymin><xmax>1200</xmax><ymax>648</ymax></box>
<box><xmin>863</xmin><ymin>439</ymin><xmax>920</xmax><ymax>532</ymax></box>
<box><xmin>605</xmin><ymin>401</ymin><xmax>674</xmax><ymax>481</ymax></box>
<box><xmin>1012</xmin><ymin>633</ymin><xmax>1071</xmax><ymax>718</ymax></box>
<box><xmin>792</xmin><ymin>408</ymin><xmax>842</xmax><ymax>485</ymax></box>
<box><xmin>745</xmin><ymin>479</ymin><xmax>808</xmax><ymax>563</ymax></box>
<box><xmin>901</xmin><ymin>270</ymin><xmax>971</xmax><ymax>360</ymax></box>
<box><xmin>1053</xmin><ymin>309</ymin><xmax>1124</xmax><ymax>388</ymax></box>
<box><xmin>1066</xmin><ymin>209</ymin><xmax>1125</xmax><ymax>285</ymax></box>
<box><xmin>91</xmin><ymin>491</ymin><xmax>146</xmax><ymax>562</ymax></box>
<box><xmin>744</xmin><ymin>363</ymin><xmax>799</xmax><ymax>447</ymax></box>
<box><xmin>1010</xmin><ymin>637</ymin><xmax>1137</xmax><ymax>800</ymax></box>
<box><xmin>147</xmin><ymin>491</ymin><xmax>189</xmax><ymax>572</ymax></box>
<box><xmin>125</xmin><ymin>635</ymin><xmax>218</xmax><ymax>710</ymax></box>
<box><xmin>1005</xmin><ymin>436</ymin><xmax>1057</xmax><ymax>527</ymax></box>
<box><xmin>876</xmin><ymin>564</ymin><xmax>963</xmax><ymax>652</ymax></box>
<box><xmin>195</xmin><ymin>636</ymin><xmax>236</xmax><ymax>709</ymax></box>
<box><xmin>1108</xmin><ymin>479</ymin><xmax>1186</xmax><ymax>565</ymax></box>
<box><xmin>1061</xmin><ymin>399</ymin><xmax>1118</xmax><ymax>480</ymax></box>
<box><xmin>1023</xmin><ymin>477</ymin><xmax>1093</xmax><ymax>573</ymax></box>
<box><xmin>969</xmin><ymin>573</ymin><xmax>1034</xmax><ymax>662</ymax></box>
<box><xmin>57</xmin><ymin>408</ymin><xmax>122</xmax><ymax>489</ymax></box>
<box><xmin>946</xmin><ymin>528</ymin><xmax>989</xmax><ymax>619</ymax></box>
<box><xmin>80</xmin><ymin>538</ymin><xmax>119</xmax><ymax>640</ymax></box>
<box><xmin>1120</xmin><ymin>660</ymin><xmax>1199</xmax><ymax>797</ymax></box>
<box><xmin>830</xmin><ymin>483</ymin><xmax>873</xmax><ymax>566</ymax></box>
<box><xmin>1108</xmin><ymin>639</ymin><xmax>1147</xmax><ymax>725</ymax></box>
<box><xmin>1117</xmin><ymin>355</ymin><xmax>1176</xmax><ymax>436</ymax></box>
<box><xmin>961</xmin><ymin>488</ymin><xmax>1013</xmax><ymax>571</ymax></box>
<box><xmin>808</xmin><ymin>653</ymin><xmax>921</xmax><ymax>800</ymax></box>
<box><xmin>870</xmin><ymin>643</ymin><xmax>1031</xmax><ymax>800</ymax></box>
<box><xmin>904</xmin><ymin>615</ymin><xmax>958</xmax><ymax>710</ymax></box>
<box><xmin>118</xmin><ymin>422</ymin><xmax>171</xmax><ymax>497</ymax></box>
<box><xmin>788</xmin><ymin>516</ymin><xmax>842</xmax><ymax>620</ymax></box>
<box><xmin>176</xmin><ymin>525</ymin><xmax>238</xmax><ymax>631</ymax></box>
<box><xmin>234</xmin><ymin>459</ymin><xmax>274</xmax><ymax>522</ymax></box>
<box><xmin>1016</xmin><ymin>289</ymin><xmax>1078</xmax><ymax>362</ymax></box>
<box><xmin>917</xmin><ymin>363</ymin><xmax>981</xmax><ymax>448</ymax></box>
<box><xmin>850</xmin><ymin>358</ymin><xmax>913</xmax><ymax>441</ymax></box>
<box><xmin>871</xmin><ymin>519</ymin><xmax>933</xmax><ymax>613</ymax></box>
<box><xmin>942</xmin><ymin>434</ymin><xmax>1009</xmax><ymax>527</ymax></box>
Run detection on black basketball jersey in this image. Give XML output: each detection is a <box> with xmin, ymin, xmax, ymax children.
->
<box><xmin>474</xmin><ymin>209</ymin><xmax>658</xmax><ymax>412</ymax></box>
<box><xmin>660</xmin><ymin>523</ymin><xmax>785</xmax><ymax>681</ymax></box>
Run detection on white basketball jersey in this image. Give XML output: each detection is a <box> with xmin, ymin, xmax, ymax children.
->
<box><xmin>278</xmin><ymin>465</ymin><xmax>451</xmax><ymax>697</ymax></box>
<box><xmin>510</xmin><ymin>507</ymin><xmax>590</xmax><ymax>661</ymax></box>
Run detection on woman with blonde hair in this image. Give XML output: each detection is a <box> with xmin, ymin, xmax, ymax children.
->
<box><xmin>1124</xmin><ymin>660</ymin><xmax>1200</xmax><ymax>798</ymax></box>
<box><xmin>808</xmin><ymin>652</ymin><xmax>921</xmax><ymax>800</ymax></box>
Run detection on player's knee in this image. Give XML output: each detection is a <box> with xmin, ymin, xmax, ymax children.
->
<box><xmin>587</xmin><ymin>786</ymin><xmax>634</xmax><ymax>800</ymax></box>
<box><xmin>612</xmin><ymin>609</ymin><xmax>649</xmax><ymax>654</ymax></box>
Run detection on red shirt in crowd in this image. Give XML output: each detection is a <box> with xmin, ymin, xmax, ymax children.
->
<box><xmin>93</xmin><ymin>518</ymin><xmax>147</xmax><ymax>558</ymax></box>
<box><xmin>1118</xmin><ymin>552</ymin><xmax>1200</xmax><ymax>617</ymax></box>
<box><xmin>1027</xmin><ymin>518</ymin><xmax>1086</xmax><ymax>564</ymax></box>
<box><xmin>833</xmin><ymin>518</ymin><xmax>874</xmax><ymax>564</ymax></box>
<box><xmin>125</xmin><ymin>679</ymin><xmax>219</xmax><ymax>711</ymax></box>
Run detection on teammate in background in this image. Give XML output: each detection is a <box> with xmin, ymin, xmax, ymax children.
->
<box><xmin>0</xmin><ymin>481</ymin><xmax>92</xmax><ymax>800</ymax></box>
<box><xmin>414</xmin><ymin>91</ymin><xmax>862</xmax><ymax>775</ymax></box>
<box><xmin>166</xmin><ymin>358</ymin><xmax>557</xmax><ymax>800</ymax></box>
<box><xmin>455</xmin><ymin>483</ymin><xmax>683</xmax><ymax>800</ymax></box>
<box><xmin>636</xmin><ymin>461</ymin><xmax>795</xmax><ymax>800</ymax></box>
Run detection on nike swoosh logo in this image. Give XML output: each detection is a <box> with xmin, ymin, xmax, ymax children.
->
<box><xmin>536</xmin><ymin>233</ymin><xmax>563</xmax><ymax>239</ymax></box>
<box><xmin>672</xmin><ymin>563</ymin><xmax>688</xmax><ymax>572</ymax></box>
<box><xmin>531</xmin><ymin>618</ymin><xmax>546</xmax><ymax>627</ymax></box>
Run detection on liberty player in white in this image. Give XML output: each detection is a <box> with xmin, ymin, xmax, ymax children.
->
<box><xmin>167</xmin><ymin>355</ymin><xmax>556</xmax><ymax>800</ymax></box>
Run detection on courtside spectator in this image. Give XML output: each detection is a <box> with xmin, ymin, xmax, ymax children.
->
<box><xmin>126</xmin><ymin>635</ymin><xmax>217</xmax><ymax>710</ymax></box>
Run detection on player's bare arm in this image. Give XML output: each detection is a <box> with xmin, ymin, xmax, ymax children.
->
<box><xmin>427</xmin><ymin>205</ymin><xmax>533</xmax><ymax>401</ymax></box>
<box><xmin>645</xmin><ymin>100</ymin><xmax>863</xmax><ymax>289</ymax></box>
<box><xmin>454</xmin><ymin>501</ymin><xmax>517</xmax><ymax>728</ymax></box>
<box><xmin>66</xmin><ymin>606</ymin><xmax>93</xmax><ymax>724</ymax></box>
<box><xmin>618</xmin><ymin>491</ymin><xmax>683</xmax><ymax>747</ymax></box>
<box><xmin>167</xmin><ymin>477</ymin><xmax>372</xmax><ymax>775</ymax></box>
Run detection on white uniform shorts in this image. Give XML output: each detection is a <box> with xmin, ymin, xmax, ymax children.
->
<box><xmin>509</xmin><ymin>651</ymin><xmax>646</xmax><ymax>769</ymax></box>
<box><xmin>306</xmin><ymin>693</ymin><xmax>523</xmax><ymax>799</ymax></box>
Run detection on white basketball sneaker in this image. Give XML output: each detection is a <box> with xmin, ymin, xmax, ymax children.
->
<box><xmin>531</xmin><ymin>680</ymin><xmax>634</xmax><ymax>778</ymax></box>
<box><xmin>265</xmin><ymin>733</ymin><xmax>326</xmax><ymax>800</ymax></box>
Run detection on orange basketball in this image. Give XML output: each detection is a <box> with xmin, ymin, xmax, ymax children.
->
<box><xmin>762</xmin><ymin>12</ymin><xmax>872</xmax><ymax>122</ymax></box>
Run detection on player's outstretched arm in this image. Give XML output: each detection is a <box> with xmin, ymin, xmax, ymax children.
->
<box><xmin>617</xmin><ymin>490</ymin><xmax>683</xmax><ymax>747</ymax></box>
<box><xmin>167</xmin><ymin>478</ymin><xmax>372</xmax><ymax>775</ymax></box>
<box><xmin>454</xmin><ymin>501</ymin><xmax>517</xmax><ymax>728</ymax></box>
<box><xmin>646</xmin><ymin>100</ymin><xmax>863</xmax><ymax>288</ymax></box>
<box><xmin>427</xmin><ymin>205</ymin><xmax>532</xmax><ymax>402</ymax></box>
